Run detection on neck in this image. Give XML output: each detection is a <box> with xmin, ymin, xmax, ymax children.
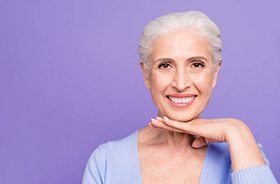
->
<box><xmin>139</xmin><ymin>125</ymin><xmax>195</xmax><ymax>151</ymax></box>
<box><xmin>138</xmin><ymin>112</ymin><xmax>203</xmax><ymax>152</ymax></box>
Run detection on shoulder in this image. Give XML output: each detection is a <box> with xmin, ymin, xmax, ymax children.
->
<box><xmin>89</xmin><ymin>130</ymin><xmax>138</xmax><ymax>162</ymax></box>
<box><xmin>256</xmin><ymin>143</ymin><xmax>270</xmax><ymax>166</ymax></box>
<box><xmin>97</xmin><ymin>130</ymin><xmax>138</xmax><ymax>157</ymax></box>
<box><xmin>82</xmin><ymin>131</ymin><xmax>139</xmax><ymax>184</ymax></box>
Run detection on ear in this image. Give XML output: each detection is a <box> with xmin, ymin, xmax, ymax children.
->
<box><xmin>212</xmin><ymin>63</ymin><xmax>222</xmax><ymax>88</ymax></box>
<box><xmin>140</xmin><ymin>62</ymin><xmax>150</xmax><ymax>89</ymax></box>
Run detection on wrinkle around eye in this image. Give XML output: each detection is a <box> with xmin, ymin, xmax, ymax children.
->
<box><xmin>191</xmin><ymin>62</ymin><xmax>205</xmax><ymax>68</ymax></box>
<box><xmin>158</xmin><ymin>63</ymin><xmax>172</xmax><ymax>69</ymax></box>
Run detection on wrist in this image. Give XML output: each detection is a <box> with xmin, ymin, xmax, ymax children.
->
<box><xmin>225</xmin><ymin>119</ymin><xmax>246</xmax><ymax>141</ymax></box>
<box><xmin>224</xmin><ymin>119</ymin><xmax>265</xmax><ymax>171</ymax></box>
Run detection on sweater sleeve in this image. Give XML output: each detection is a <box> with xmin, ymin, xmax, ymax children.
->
<box><xmin>230</xmin><ymin>144</ymin><xmax>278</xmax><ymax>184</ymax></box>
<box><xmin>82</xmin><ymin>145</ymin><xmax>107</xmax><ymax>184</ymax></box>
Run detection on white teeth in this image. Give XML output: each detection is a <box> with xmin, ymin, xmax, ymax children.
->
<box><xmin>169</xmin><ymin>96</ymin><xmax>194</xmax><ymax>104</ymax></box>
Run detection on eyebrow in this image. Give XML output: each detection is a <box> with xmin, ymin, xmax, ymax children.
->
<box><xmin>154</xmin><ymin>58</ymin><xmax>174</xmax><ymax>63</ymax></box>
<box><xmin>154</xmin><ymin>56</ymin><xmax>208</xmax><ymax>63</ymax></box>
<box><xmin>187</xmin><ymin>56</ymin><xmax>208</xmax><ymax>62</ymax></box>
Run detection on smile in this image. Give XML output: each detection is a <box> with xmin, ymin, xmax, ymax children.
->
<box><xmin>166</xmin><ymin>95</ymin><xmax>196</xmax><ymax>106</ymax></box>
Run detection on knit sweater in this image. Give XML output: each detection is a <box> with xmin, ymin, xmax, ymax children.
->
<box><xmin>82</xmin><ymin>130</ymin><xmax>278</xmax><ymax>184</ymax></box>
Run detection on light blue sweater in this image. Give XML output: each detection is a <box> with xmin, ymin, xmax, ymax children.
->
<box><xmin>82</xmin><ymin>130</ymin><xmax>278</xmax><ymax>184</ymax></box>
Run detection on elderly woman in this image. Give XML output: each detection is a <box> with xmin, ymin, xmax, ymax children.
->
<box><xmin>82</xmin><ymin>11</ymin><xmax>277</xmax><ymax>184</ymax></box>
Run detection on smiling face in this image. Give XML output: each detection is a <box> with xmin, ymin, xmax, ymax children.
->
<box><xmin>141</xmin><ymin>29</ymin><xmax>221</xmax><ymax>121</ymax></box>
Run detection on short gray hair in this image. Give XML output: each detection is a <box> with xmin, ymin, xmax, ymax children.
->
<box><xmin>137</xmin><ymin>11</ymin><xmax>222</xmax><ymax>68</ymax></box>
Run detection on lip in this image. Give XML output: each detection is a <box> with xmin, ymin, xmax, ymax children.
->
<box><xmin>167</xmin><ymin>94</ymin><xmax>197</xmax><ymax>98</ymax></box>
<box><xmin>166</xmin><ymin>94</ymin><xmax>196</xmax><ymax>108</ymax></box>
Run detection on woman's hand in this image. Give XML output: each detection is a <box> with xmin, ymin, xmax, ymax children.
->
<box><xmin>150</xmin><ymin>117</ymin><xmax>243</xmax><ymax>148</ymax></box>
<box><xmin>149</xmin><ymin>117</ymin><xmax>266</xmax><ymax>171</ymax></box>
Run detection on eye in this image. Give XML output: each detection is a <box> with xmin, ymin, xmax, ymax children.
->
<box><xmin>158</xmin><ymin>62</ymin><xmax>172</xmax><ymax>69</ymax></box>
<box><xmin>191</xmin><ymin>61</ymin><xmax>205</xmax><ymax>68</ymax></box>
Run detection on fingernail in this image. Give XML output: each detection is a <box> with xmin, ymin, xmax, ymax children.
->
<box><xmin>163</xmin><ymin>116</ymin><xmax>169</xmax><ymax>120</ymax></box>
<box><xmin>156</xmin><ymin>117</ymin><xmax>163</xmax><ymax>120</ymax></box>
<box><xmin>151</xmin><ymin>118</ymin><xmax>157</xmax><ymax>122</ymax></box>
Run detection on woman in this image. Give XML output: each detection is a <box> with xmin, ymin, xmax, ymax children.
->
<box><xmin>82</xmin><ymin>11</ymin><xmax>277</xmax><ymax>184</ymax></box>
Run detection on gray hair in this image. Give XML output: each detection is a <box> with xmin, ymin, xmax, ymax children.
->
<box><xmin>137</xmin><ymin>11</ymin><xmax>222</xmax><ymax>68</ymax></box>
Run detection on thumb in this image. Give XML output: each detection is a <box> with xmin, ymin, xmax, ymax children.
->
<box><xmin>192</xmin><ymin>137</ymin><xmax>207</xmax><ymax>149</ymax></box>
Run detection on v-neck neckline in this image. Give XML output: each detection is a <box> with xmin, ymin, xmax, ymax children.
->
<box><xmin>132</xmin><ymin>130</ymin><xmax>212</xmax><ymax>184</ymax></box>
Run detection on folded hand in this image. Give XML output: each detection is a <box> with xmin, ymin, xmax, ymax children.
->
<box><xmin>149</xmin><ymin>116</ymin><xmax>265</xmax><ymax>171</ymax></box>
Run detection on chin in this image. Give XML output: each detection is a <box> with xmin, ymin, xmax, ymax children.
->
<box><xmin>170</xmin><ymin>115</ymin><xmax>197</xmax><ymax>122</ymax></box>
<box><xmin>165</xmin><ymin>111</ymin><xmax>200</xmax><ymax>122</ymax></box>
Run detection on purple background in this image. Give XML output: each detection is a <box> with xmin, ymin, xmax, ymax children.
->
<box><xmin>0</xmin><ymin>0</ymin><xmax>279</xmax><ymax>183</ymax></box>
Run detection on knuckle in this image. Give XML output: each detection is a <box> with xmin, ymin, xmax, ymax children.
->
<box><xmin>227</xmin><ymin>119</ymin><xmax>249</xmax><ymax>132</ymax></box>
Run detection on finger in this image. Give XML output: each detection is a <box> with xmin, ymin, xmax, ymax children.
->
<box><xmin>192</xmin><ymin>137</ymin><xmax>208</xmax><ymax>149</ymax></box>
<box><xmin>149</xmin><ymin>119</ymin><xmax>168</xmax><ymax>129</ymax></box>
<box><xmin>156</xmin><ymin>116</ymin><xmax>163</xmax><ymax>121</ymax></box>
<box><xmin>150</xmin><ymin>121</ymin><xmax>183</xmax><ymax>133</ymax></box>
<box><xmin>162</xmin><ymin>117</ymin><xmax>228</xmax><ymax>143</ymax></box>
<box><xmin>150</xmin><ymin>119</ymin><xmax>183</xmax><ymax>132</ymax></box>
<box><xmin>150</xmin><ymin>119</ymin><xmax>184</xmax><ymax>133</ymax></box>
<box><xmin>163</xmin><ymin>118</ymin><xmax>226</xmax><ymax>142</ymax></box>
<box><xmin>162</xmin><ymin>117</ymin><xmax>198</xmax><ymax>135</ymax></box>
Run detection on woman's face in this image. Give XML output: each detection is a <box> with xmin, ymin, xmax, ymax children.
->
<box><xmin>141</xmin><ymin>29</ymin><xmax>221</xmax><ymax>121</ymax></box>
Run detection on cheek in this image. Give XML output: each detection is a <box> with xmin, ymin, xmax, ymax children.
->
<box><xmin>149</xmin><ymin>72</ymin><xmax>172</xmax><ymax>93</ymax></box>
<box><xmin>191</xmin><ymin>73</ymin><xmax>215</xmax><ymax>93</ymax></box>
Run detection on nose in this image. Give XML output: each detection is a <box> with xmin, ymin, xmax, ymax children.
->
<box><xmin>171</xmin><ymin>67</ymin><xmax>191</xmax><ymax>91</ymax></box>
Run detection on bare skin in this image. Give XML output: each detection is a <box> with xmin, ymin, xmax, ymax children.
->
<box><xmin>138</xmin><ymin>117</ymin><xmax>265</xmax><ymax>184</ymax></box>
<box><xmin>138</xmin><ymin>126</ymin><xmax>208</xmax><ymax>184</ymax></box>
<box><xmin>138</xmin><ymin>29</ymin><xmax>265</xmax><ymax>183</ymax></box>
<box><xmin>149</xmin><ymin>117</ymin><xmax>265</xmax><ymax>172</ymax></box>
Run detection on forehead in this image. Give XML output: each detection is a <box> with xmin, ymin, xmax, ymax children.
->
<box><xmin>149</xmin><ymin>29</ymin><xmax>212</xmax><ymax>62</ymax></box>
